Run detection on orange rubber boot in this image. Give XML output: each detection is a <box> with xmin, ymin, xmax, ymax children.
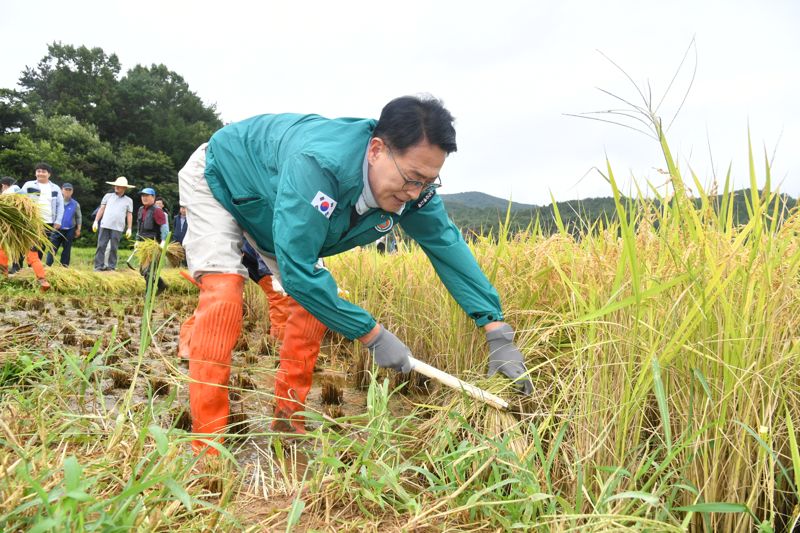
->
<box><xmin>178</xmin><ymin>313</ymin><xmax>195</xmax><ymax>360</ymax></box>
<box><xmin>26</xmin><ymin>251</ymin><xmax>49</xmax><ymax>291</ymax></box>
<box><xmin>0</xmin><ymin>249</ymin><xmax>8</xmax><ymax>276</ymax></box>
<box><xmin>257</xmin><ymin>275</ymin><xmax>290</xmax><ymax>341</ymax></box>
<box><xmin>188</xmin><ymin>273</ymin><xmax>244</xmax><ymax>455</ymax></box>
<box><xmin>272</xmin><ymin>298</ymin><xmax>327</xmax><ymax>433</ymax></box>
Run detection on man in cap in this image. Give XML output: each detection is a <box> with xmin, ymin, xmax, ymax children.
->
<box><xmin>46</xmin><ymin>182</ymin><xmax>82</xmax><ymax>267</ymax></box>
<box><xmin>136</xmin><ymin>187</ymin><xmax>169</xmax><ymax>293</ymax></box>
<box><xmin>92</xmin><ymin>176</ymin><xmax>134</xmax><ymax>272</ymax></box>
<box><xmin>178</xmin><ymin>95</ymin><xmax>533</xmax><ymax>455</ymax></box>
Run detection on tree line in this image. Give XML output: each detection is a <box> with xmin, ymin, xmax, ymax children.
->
<box><xmin>0</xmin><ymin>42</ymin><xmax>222</xmax><ymax>243</ymax></box>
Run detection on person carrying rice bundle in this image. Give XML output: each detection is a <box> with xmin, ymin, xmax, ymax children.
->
<box><xmin>135</xmin><ymin>187</ymin><xmax>169</xmax><ymax>294</ymax></box>
<box><xmin>0</xmin><ymin>167</ymin><xmax>56</xmax><ymax>292</ymax></box>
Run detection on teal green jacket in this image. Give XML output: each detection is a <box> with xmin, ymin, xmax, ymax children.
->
<box><xmin>205</xmin><ymin>113</ymin><xmax>504</xmax><ymax>339</ymax></box>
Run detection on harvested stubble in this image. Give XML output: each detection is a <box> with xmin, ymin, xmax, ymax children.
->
<box><xmin>0</xmin><ymin>194</ymin><xmax>52</xmax><ymax>258</ymax></box>
<box><xmin>234</xmin><ymin>373</ymin><xmax>256</xmax><ymax>391</ymax></box>
<box><xmin>321</xmin><ymin>381</ymin><xmax>344</xmax><ymax>405</ymax></box>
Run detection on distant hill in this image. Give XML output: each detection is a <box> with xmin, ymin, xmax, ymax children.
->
<box><xmin>439</xmin><ymin>191</ymin><xmax>539</xmax><ymax>211</ymax></box>
<box><xmin>439</xmin><ymin>190</ymin><xmax>797</xmax><ymax>236</ymax></box>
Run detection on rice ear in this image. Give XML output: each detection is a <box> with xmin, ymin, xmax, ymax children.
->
<box><xmin>134</xmin><ymin>240</ymin><xmax>185</xmax><ymax>268</ymax></box>
<box><xmin>0</xmin><ymin>195</ymin><xmax>53</xmax><ymax>258</ymax></box>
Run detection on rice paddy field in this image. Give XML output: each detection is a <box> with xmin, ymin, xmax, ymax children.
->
<box><xmin>1</xmin><ymin>138</ymin><xmax>799</xmax><ymax>532</ymax></box>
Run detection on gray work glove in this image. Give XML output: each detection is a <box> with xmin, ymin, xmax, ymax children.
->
<box><xmin>486</xmin><ymin>323</ymin><xmax>533</xmax><ymax>395</ymax></box>
<box><xmin>363</xmin><ymin>325</ymin><xmax>412</xmax><ymax>374</ymax></box>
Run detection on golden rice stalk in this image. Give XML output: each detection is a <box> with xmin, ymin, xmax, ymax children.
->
<box><xmin>0</xmin><ymin>194</ymin><xmax>53</xmax><ymax>258</ymax></box>
<box><xmin>134</xmin><ymin>240</ymin><xmax>185</xmax><ymax>269</ymax></box>
<box><xmin>7</xmin><ymin>267</ymin><xmax>197</xmax><ymax>294</ymax></box>
<box><xmin>415</xmin><ymin>375</ymin><xmax>531</xmax><ymax>461</ymax></box>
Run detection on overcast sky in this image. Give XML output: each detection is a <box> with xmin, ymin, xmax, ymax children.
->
<box><xmin>2</xmin><ymin>0</ymin><xmax>798</xmax><ymax>205</ymax></box>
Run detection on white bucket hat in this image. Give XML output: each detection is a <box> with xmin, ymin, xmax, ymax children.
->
<box><xmin>105</xmin><ymin>176</ymin><xmax>135</xmax><ymax>188</ymax></box>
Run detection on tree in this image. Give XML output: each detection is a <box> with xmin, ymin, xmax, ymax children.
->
<box><xmin>115</xmin><ymin>144</ymin><xmax>179</xmax><ymax>210</ymax></box>
<box><xmin>5</xmin><ymin>42</ymin><xmax>222</xmax><ymax>217</ymax></box>
<box><xmin>0</xmin><ymin>89</ymin><xmax>32</xmax><ymax>133</ymax></box>
<box><xmin>0</xmin><ymin>113</ymin><xmax>115</xmax><ymax>207</ymax></box>
<box><xmin>19</xmin><ymin>42</ymin><xmax>121</xmax><ymax>139</ymax></box>
<box><xmin>115</xmin><ymin>64</ymin><xmax>222</xmax><ymax>166</ymax></box>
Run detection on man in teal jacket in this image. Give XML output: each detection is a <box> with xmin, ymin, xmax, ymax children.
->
<box><xmin>179</xmin><ymin>95</ymin><xmax>532</xmax><ymax>453</ymax></box>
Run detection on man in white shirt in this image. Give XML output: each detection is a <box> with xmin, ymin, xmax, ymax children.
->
<box><xmin>92</xmin><ymin>176</ymin><xmax>135</xmax><ymax>271</ymax></box>
<box><xmin>19</xmin><ymin>162</ymin><xmax>64</xmax><ymax>230</ymax></box>
<box><xmin>10</xmin><ymin>163</ymin><xmax>61</xmax><ymax>290</ymax></box>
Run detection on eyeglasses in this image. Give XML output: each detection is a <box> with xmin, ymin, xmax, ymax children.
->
<box><xmin>386</xmin><ymin>145</ymin><xmax>442</xmax><ymax>192</ymax></box>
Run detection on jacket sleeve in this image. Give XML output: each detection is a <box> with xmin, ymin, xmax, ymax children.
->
<box><xmin>54</xmin><ymin>187</ymin><xmax>64</xmax><ymax>225</ymax></box>
<box><xmin>272</xmin><ymin>154</ymin><xmax>377</xmax><ymax>339</ymax></box>
<box><xmin>75</xmin><ymin>201</ymin><xmax>82</xmax><ymax>228</ymax></box>
<box><xmin>399</xmin><ymin>192</ymin><xmax>504</xmax><ymax>326</ymax></box>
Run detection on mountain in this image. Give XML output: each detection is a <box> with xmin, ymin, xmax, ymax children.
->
<box><xmin>439</xmin><ymin>191</ymin><xmax>539</xmax><ymax>211</ymax></box>
<box><xmin>438</xmin><ymin>190</ymin><xmax>797</xmax><ymax>236</ymax></box>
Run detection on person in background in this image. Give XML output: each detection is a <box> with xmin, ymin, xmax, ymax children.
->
<box><xmin>136</xmin><ymin>187</ymin><xmax>169</xmax><ymax>294</ymax></box>
<box><xmin>172</xmin><ymin>205</ymin><xmax>189</xmax><ymax>245</ymax></box>
<box><xmin>46</xmin><ymin>182</ymin><xmax>82</xmax><ymax>267</ymax></box>
<box><xmin>240</xmin><ymin>240</ymin><xmax>290</xmax><ymax>340</ymax></box>
<box><xmin>0</xmin><ymin>177</ymin><xmax>24</xmax><ymax>274</ymax></box>
<box><xmin>93</xmin><ymin>177</ymin><xmax>134</xmax><ymax>271</ymax></box>
<box><xmin>177</xmin><ymin>95</ymin><xmax>532</xmax><ymax>455</ymax></box>
<box><xmin>14</xmin><ymin>162</ymin><xmax>62</xmax><ymax>291</ymax></box>
<box><xmin>20</xmin><ymin>162</ymin><xmax>64</xmax><ymax>256</ymax></box>
<box><xmin>155</xmin><ymin>196</ymin><xmax>170</xmax><ymax>231</ymax></box>
<box><xmin>180</xmin><ymin>240</ymin><xmax>291</xmax><ymax>361</ymax></box>
<box><xmin>1</xmin><ymin>176</ymin><xmax>21</xmax><ymax>194</ymax></box>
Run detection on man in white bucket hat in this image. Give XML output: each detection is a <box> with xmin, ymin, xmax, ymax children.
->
<box><xmin>92</xmin><ymin>176</ymin><xmax>135</xmax><ymax>271</ymax></box>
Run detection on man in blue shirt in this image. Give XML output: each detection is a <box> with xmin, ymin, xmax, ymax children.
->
<box><xmin>178</xmin><ymin>96</ymin><xmax>532</xmax><ymax>454</ymax></box>
<box><xmin>172</xmin><ymin>206</ymin><xmax>189</xmax><ymax>244</ymax></box>
<box><xmin>46</xmin><ymin>183</ymin><xmax>82</xmax><ymax>267</ymax></box>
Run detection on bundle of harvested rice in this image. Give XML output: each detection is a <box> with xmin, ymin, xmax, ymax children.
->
<box><xmin>134</xmin><ymin>240</ymin><xmax>185</xmax><ymax>268</ymax></box>
<box><xmin>0</xmin><ymin>194</ymin><xmax>52</xmax><ymax>258</ymax></box>
<box><xmin>8</xmin><ymin>267</ymin><xmax>197</xmax><ymax>295</ymax></box>
<box><xmin>415</xmin><ymin>374</ymin><xmax>531</xmax><ymax>460</ymax></box>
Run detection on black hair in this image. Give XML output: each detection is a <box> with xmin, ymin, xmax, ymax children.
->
<box><xmin>1</xmin><ymin>176</ymin><xmax>17</xmax><ymax>187</ymax></box>
<box><xmin>372</xmin><ymin>95</ymin><xmax>457</xmax><ymax>154</ymax></box>
<box><xmin>34</xmin><ymin>162</ymin><xmax>53</xmax><ymax>174</ymax></box>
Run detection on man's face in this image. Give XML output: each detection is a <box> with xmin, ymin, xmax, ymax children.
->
<box><xmin>35</xmin><ymin>168</ymin><xmax>51</xmax><ymax>182</ymax></box>
<box><xmin>179</xmin><ymin>206</ymin><xmax>187</xmax><ymax>216</ymax></box>
<box><xmin>62</xmin><ymin>188</ymin><xmax>73</xmax><ymax>201</ymax></box>
<box><xmin>141</xmin><ymin>194</ymin><xmax>155</xmax><ymax>207</ymax></box>
<box><xmin>366</xmin><ymin>138</ymin><xmax>446</xmax><ymax>213</ymax></box>
<box><xmin>114</xmin><ymin>186</ymin><xmax>126</xmax><ymax>196</ymax></box>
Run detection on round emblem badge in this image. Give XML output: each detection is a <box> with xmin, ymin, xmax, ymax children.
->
<box><xmin>374</xmin><ymin>218</ymin><xmax>394</xmax><ymax>233</ymax></box>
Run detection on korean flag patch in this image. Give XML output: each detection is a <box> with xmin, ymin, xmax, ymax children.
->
<box><xmin>311</xmin><ymin>191</ymin><xmax>337</xmax><ymax>219</ymax></box>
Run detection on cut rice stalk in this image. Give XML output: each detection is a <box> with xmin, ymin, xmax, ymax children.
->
<box><xmin>0</xmin><ymin>194</ymin><xmax>53</xmax><ymax>258</ymax></box>
<box><xmin>134</xmin><ymin>240</ymin><xmax>185</xmax><ymax>268</ymax></box>
<box><xmin>416</xmin><ymin>375</ymin><xmax>531</xmax><ymax>461</ymax></box>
